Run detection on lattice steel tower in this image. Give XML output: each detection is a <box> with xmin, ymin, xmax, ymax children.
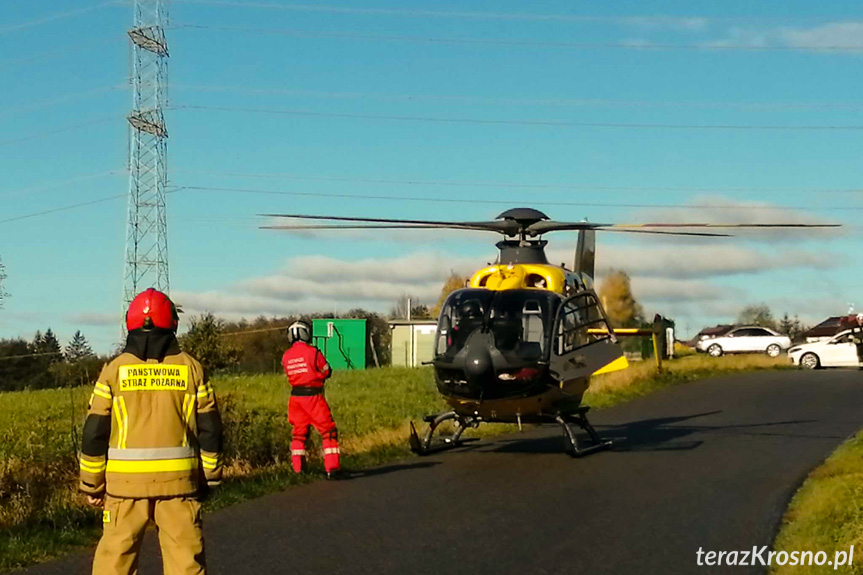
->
<box><xmin>123</xmin><ymin>0</ymin><xmax>170</xmax><ymax>308</ymax></box>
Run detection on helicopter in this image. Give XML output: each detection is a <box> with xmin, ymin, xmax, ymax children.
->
<box><xmin>261</xmin><ymin>208</ymin><xmax>838</xmax><ymax>457</ymax></box>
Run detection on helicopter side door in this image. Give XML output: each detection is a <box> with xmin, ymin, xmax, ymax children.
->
<box><xmin>549</xmin><ymin>290</ymin><xmax>626</xmax><ymax>382</ymax></box>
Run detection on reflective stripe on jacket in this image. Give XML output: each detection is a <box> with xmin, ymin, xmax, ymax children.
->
<box><xmin>79</xmin><ymin>351</ymin><xmax>223</xmax><ymax>498</ymax></box>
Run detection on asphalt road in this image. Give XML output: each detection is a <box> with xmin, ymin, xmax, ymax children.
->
<box><xmin>22</xmin><ymin>369</ymin><xmax>863</xmax><ymax>575</ymax></box>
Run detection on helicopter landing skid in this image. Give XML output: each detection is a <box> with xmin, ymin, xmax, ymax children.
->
<box><xmin>409</xmin><ymin>411</ymin><xmax>481</xmax><ymax>456</ymax></box>
<box><xmin>409</xmin><ymin>406</ymin><xmax>611</xmax><ymax>457</ymax></box>
<box><xmin>554</xmin><ymin>407</ymin><xmax>613</xmax><ymax>457</ymax></box>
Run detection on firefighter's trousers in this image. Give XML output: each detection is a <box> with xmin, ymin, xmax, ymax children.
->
<box><xmin>288</xmin><ymin>394</ymin><xmax>340</xmax><ymax>473</ymax></box>
<box><xmin>93</xmin><ymin>495</ymin><xmax>206</xmax><ymax>575</ymax></box>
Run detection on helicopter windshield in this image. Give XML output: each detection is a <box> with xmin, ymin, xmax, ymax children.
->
<box><xmin>488</xmin><ymin>291</ymin><xmax>559</xmax><ymax>361</ymax></box>
<box><xmin>435</xmin><ymin>289</ymin><xmax>495</xmax><ymax>358</ymax></box>
<box><xmin>436</xmin><ymin>289</ymin><xmax>560</xmax><ymax>362</ymax></box>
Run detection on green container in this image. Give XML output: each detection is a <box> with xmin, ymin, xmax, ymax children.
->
<box><xmin>312</xmin><ymin>319</ymin><xmax>366</xmax><ymax>370</ymax></box>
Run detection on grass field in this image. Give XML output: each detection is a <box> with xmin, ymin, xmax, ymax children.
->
<box><xmin>0</xmin><ymin>354</ymin><xmax>788</xmax><ymax>571</ymax></box>
<box><xmin>772</xmin><ymin>430</ymin><xmax>863</xmax><ymax>575</ymax></box>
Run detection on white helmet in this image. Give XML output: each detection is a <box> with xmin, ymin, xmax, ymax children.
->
<box><xmin>287</xmin><ymin>321</ymin><xmax>312</xmax><ymax>344</ymax></box>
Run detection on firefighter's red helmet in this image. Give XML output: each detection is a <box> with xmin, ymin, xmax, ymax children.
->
<box><xmin>126</xmin><ymin>288</ymin><xmax>179</xmax><ymax>331</ymax></box>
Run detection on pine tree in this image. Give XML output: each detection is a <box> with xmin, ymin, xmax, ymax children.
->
<box><xmin>778</xmin><ymin>313</ymin><xmax>794</xmax><ymax>336</ymax></box>
<box><xmin>65</xmin><ymin>330</ymin><xmax>95</xmax><ymax>362</ymax></box>
<box><xmin>33</xmin><ymin>329</ymin><xmax>63</xmax><ymax>362</ymax></box>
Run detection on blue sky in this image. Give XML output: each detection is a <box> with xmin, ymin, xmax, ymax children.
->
<box><xmin>2</xmin><ymin>0</ymin><xmax>863</xmax><ymax>353</ymax></box>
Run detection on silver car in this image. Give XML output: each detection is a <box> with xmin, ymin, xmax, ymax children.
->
<box><xmin>695</xmin><ymin>326</ymin><xmax>792</xmax><ymax>358</ymax></box>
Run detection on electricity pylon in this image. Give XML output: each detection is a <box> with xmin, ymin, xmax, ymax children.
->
<box><xmin>123</xmin><ymin>0</ymin><xmax>170</xmax><ymax>310</ymax></box>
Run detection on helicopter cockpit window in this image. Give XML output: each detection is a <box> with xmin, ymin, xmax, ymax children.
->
<box><xmin>435</xmin><ymin>289</ymin><xmax>494</xmax><ymax>357</ymax></box>
<box><xmin>488</xmin><ymin>291</ymin><xmax>558</xmax><ymax>361</ymax></box>
<box><xmin>522</xmin><ymin>300</ymin><xmax>545</xmax><ymax>349</ymax></box>
<box><xmin>555</xmin><ymin>294</ymin><xmax>603</xmax><ymax>355</ymax></box>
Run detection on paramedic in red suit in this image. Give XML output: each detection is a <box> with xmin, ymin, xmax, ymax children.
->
<box><xmin>282</xmin><ymin>321</ymin><xmax>342</xmax><ymax>479</ymax></box>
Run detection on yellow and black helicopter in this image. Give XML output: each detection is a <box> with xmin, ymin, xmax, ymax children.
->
<box><xmin>262</xmin><ymin>208</ymin><xmax>836</xmax><ymax>457</ymax></box>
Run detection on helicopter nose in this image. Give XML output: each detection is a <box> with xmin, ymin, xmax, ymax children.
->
<box><xmin>464</xmin><ymin>343</ymin><xmax>494</xmax><ymax>380</ymax></box>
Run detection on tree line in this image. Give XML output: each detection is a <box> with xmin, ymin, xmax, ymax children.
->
<box><xmin>178</xmin><ymin>309</ymin><xmax>394</xmax><ymax>374</ymax></box>
<box><xmin>0</xmin><ymin>329</ymin><xmax>104</xmax><ymax>391</ymax></box>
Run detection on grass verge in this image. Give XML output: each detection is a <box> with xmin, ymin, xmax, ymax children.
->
<box><xmin>772</xmin><ymin>431</ymin><xmax>863</xmax><ymax>575</ymax></box>
<box><xmin>0</xmin><ymin>354</ymin><xmax>787</xmax><ymax>571</ymax></box>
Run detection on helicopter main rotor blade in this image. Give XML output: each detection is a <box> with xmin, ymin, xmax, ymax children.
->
<box><xmin>528</xmin><ymin>220</ymin><xmax>840</xmax><ymax>235</ymax></box>
<box><xmin>605</xmin><ymin>223</ymin><xmax>841</xmax><ymax>229</ymax></box>
<box><xmin>259</xmin><ymin>213</ymin><xmax>519</xmax><ymax>234</ymax></box>
<box><xmin>260</xmin><ymin>224</ymin><xmax>492</xmax><ymax>231</ymax></box>
<box><xmin>604</xmin><ymin>229</ymin><xmax>731</xmax><ymax>238</ymax></box>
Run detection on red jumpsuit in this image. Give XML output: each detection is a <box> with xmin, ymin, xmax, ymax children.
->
<box><xmin>282</xmin><ymin>341</ymin><xmax>340</xmax><ymax>473</ymax></box>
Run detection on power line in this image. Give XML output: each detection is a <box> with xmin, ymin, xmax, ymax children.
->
<box><xmin>171</xmin><ymin>1</ymin><xmax>860</xmax><ymax>26</ymax></box>
<box><xmin>0</xmin><ymin>35</ymin><xmax>125</xmax><ymax>70</ymax></box>
<box><xmin>173</xmin><ymin>1</ymin><xmax>706</xmax><ymax>24</ymax></box>
<box><xmin>220</xmin><ymin>324</ymin><xmax>291</xmax><ymax>337</ymax></box>
<box><xmin>0</xmin><ymin>86</ymin><xmax>127</xmax><ymax>119</ymax></box>
<box><xmin>179</xmin><ymin>184</ymin><xmax>863</xmax><ymax>212</ymax></box>
<box><xmin>0</xmin><ymin>116</ymin><xmax>122</xmax><ymax>148</ymax></box>
<box><xmin>172</xmin><ymin>83</ymin><xmax>863</xmax><ymax>112</ymax></box>
<box><xmin>0</xmin><ymin>352</ymin><xmax>65</xmax><ymax>361</ymax></box>
<box><xmin>0</xmin><ymin>187</ymin><xmax>185</xmax><ymax>226</ymax></box>
<box><xmin>177</xmin><ymin>23</ymin><xmax>863</xmax><ymax>52</ymax></box>
<box><xmin>0</xmin><ymin>1</ymin><xmax>121</xmax><ymax>35</ymax></box>
<box><xmin>174</xmin><ymin>104</ymin><xmax>863</xmax><ymax>132</ymax></box>
<box><xmin>172</xmin><ymin>168</ymin><xmax>863</xmax><ymax>195</ymax></box>
<box><xmin>0</xmin><ymin>194</ymin><xmax>128</xmax><ymax>225</ymax></box>
<box><xmin>0</xmin><ymin>170</ymin><xmax>127</xmax><ymax>200</ymax></box>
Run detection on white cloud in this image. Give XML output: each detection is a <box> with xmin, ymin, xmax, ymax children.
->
<box><xmin>172</xmin><ymin>252</ymin><xmax>484</xmax><ymax>319</ymax></box>
<box><xmin>289</xmin><ymin>253</ymin><xmax>478</xmax><ymax>284</ymax></box>
<box><xmin>625</xmin><ymin>16</ymin><xmax>709</xmax><ymax>32</ymax></box>
<box><xmin>547</xmin><ymin>242</ymin><xmax>836</xmax><ymax>280</ymax></box>
<box><xmin>629</xmin><ymin>277</ymin><xmax>734</xmax><ymax>303</ymax></box>
<box><xmin>623</xmin><ymin>197</ymin><xmax>844</xmax><ymax>243</ymax></box>
<box><xmin>706</xmin><ymin>21</ymin><xmax>863</xmax><ymax>52</ymax></box>
<box><xmin>66</xmin><ymin>312</ymin><xmax>120</xmax><ymax>326</ymax></box>
<box><xmin>780</xmin><ymin>22</ymin><xmax>863</xmax><ymax>51</ymax></box>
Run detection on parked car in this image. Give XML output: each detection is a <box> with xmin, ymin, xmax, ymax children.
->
<box><xmin>788</xmin><ymin>330</ymin><xmax>861</xmax><ymax>369</ymax></box>
<box><xmin>695</xmin><ymin>326</ymin><xmax>791</xmax><ymax>357</ymax></box>
<box><xmin>684</xmin><ymin>324</ymin><xmax>734</xmax><ymax>348</ymax></box>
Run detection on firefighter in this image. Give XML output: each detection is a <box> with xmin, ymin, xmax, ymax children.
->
<box><xmin>79</xmin><ymin>288</ymin><xmax>222</xmax><ymax>575</ymax></box>
<box><xmin>282</xmin><ymin>321</ymin><xmax>342</xmax><ymax>479</ymax></box>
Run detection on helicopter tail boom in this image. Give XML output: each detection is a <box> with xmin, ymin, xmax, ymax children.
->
<box><xmin>574</xmin><ymin>228</ymin><xmax>596</xmax><ymax>283</ymax></box>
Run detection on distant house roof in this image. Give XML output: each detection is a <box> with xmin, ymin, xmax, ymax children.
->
<box><xmin>802</xmin><ymin>317</ymin><xmax>844</xmax><ymax>339</ymax></box>
<box><xmin>388</xmin><ymin>319</ymin><xmax>438</xmax><ymax>327</ymax></box>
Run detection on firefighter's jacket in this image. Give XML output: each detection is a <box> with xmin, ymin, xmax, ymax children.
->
<box><xmin>282</xmin><ymin>341</ymin><xmax>332</xmax><ymax>389</ymax></box>
<box><xmin>79</xmin><ymin>345</ymin><xmax>222</xmax><ymax>499</ymax></box>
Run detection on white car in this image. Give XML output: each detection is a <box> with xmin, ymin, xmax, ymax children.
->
<box><xmin>788</xmin><ymin>330</ymin><xmax>861</xmax><ymax>369</ymax></box>
<box><xmin>695</xmin><ymin>326</ymin><xmax>791</xmax><ymax>358</ymax></box>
